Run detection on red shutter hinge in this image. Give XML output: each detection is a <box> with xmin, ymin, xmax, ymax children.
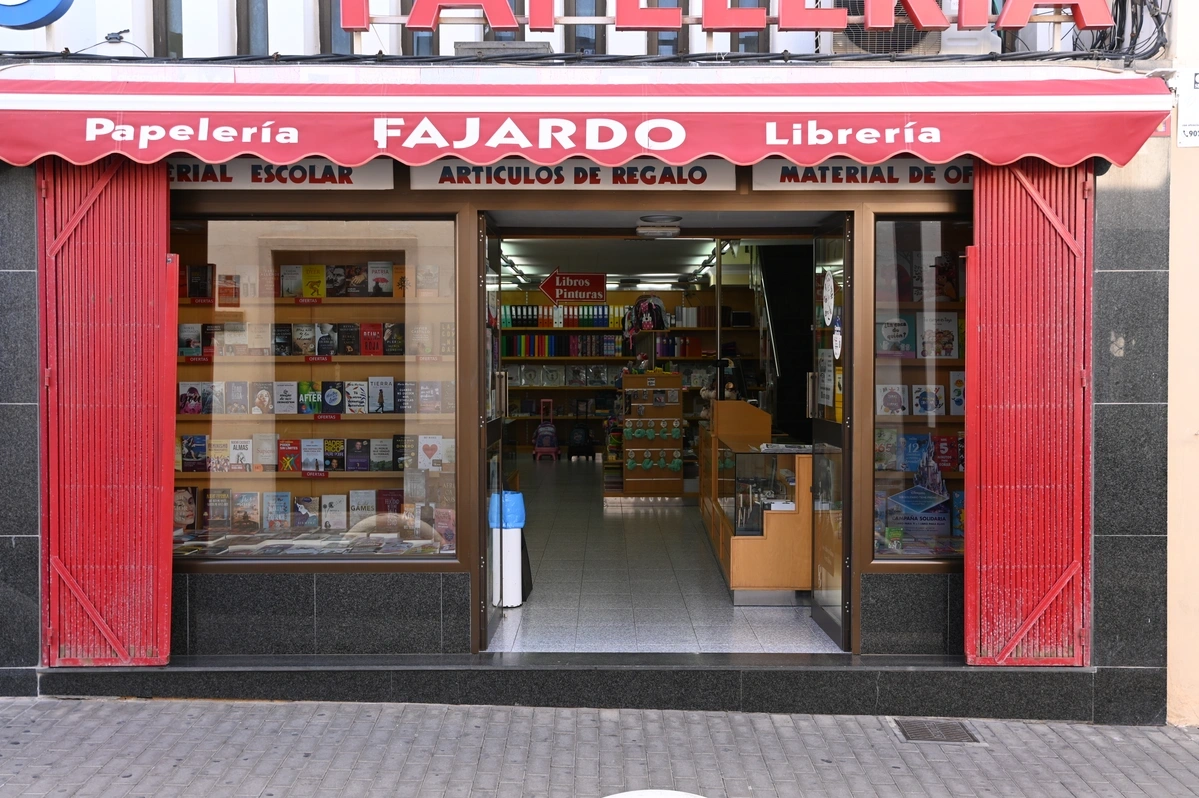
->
<box><xmin>1081</xmin><ymin>368</ymin><xmax>1089</xmax><ymax>392</ymax></box>
<box><xmin>38</xmin><ymin>178</ymin><xmax>47</xmax><ymax>199</ymax></box>
<box><xmin>1078</xmin><ymin>626</ymin><xmax>1089</xmax><ymax>648</ymax></box>
<box><xmin>44</xmin><ymin>368</ymin><xmax>52</xmax><ymax>389</ymax></box>
<box><xmin>1083</xmin><ymin>179</ymin><xmax>1094</xmax><ymax>200</ymax></box>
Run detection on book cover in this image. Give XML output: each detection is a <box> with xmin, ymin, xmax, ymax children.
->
<box><xmin>229</xmin><ymin>438</ymin><xmax>252</xmax><ymax>471</ymax></box>
<box><xmin>325</xmin><ymin>265</ymin><xmax>349</xmax><ymax>298</ymax></box>
<box><xmin>376</xmin><ymin>489</ymin><xmax>404</xmax><ymax>532</ymax></box>
<box><xmin>187</xmin><ymin>263</ymin><xmax>214</xmax><ymax>298</ymax></box>
<box><xmin>336</xmin><ymin>323</ymin><xmax>360</xmax><ymax>355</ymax></box>
<box><xmin>322</xmin><ymin>381</ymin><xmax>346</xmax><ymax>414</ymax></box>
<box><xmin>417</xmin><ymin>435</ymin><xmax>443</xmax><ymax>471</ymax></box>
<box><xmin>441</xmin><ymin>381</ymin><xmax>456</xmax><ymax>414</ymax></box>
<box><xmin>360</xmin><ymin>323</ymin><xmax>383</xmax><ymax>356</ymax></box>
<box><xmin>301</xmin><ymin>265</ymin><xmax>326</xmax><ymax>298</ymax></box>
<box><xmin>917</xmin><ymin>311</ymin><xmax>959</xmax><ymax>359</ymax></box>
<box><xmin>259</xmin><ymin>263</ymin><xmax>280</xmax><ymax>298</ymax></box>
<box><xmin>367</xmin><ymin>262</ymin><xmax>394</xmax><ymax>297</ymax></box>
<box><xmin>272</xmin><ymin>324</ymin><xmax>292</xmax><ymax>357</ymax></box>
<box><xmin>394</xmin><ymin>381</ymin><xmax>416</xmax><ymax>414</ymax></box>
<box><xmin>232</xmin><ymin>492</ymin><xmax>260</xmax><ymax>531</ymax></box>
<box><xmin>899</xmin><ymin>433</ymin><xmax>932</xmax><ymax>473</ymax></box>
<box><xmin>415</xmin><ymin>262</ymin><xmax>439</xmax><ymax>297</ymax></box>
<box><xmin>349</xmin><ymin>489</ymin><xmax>376</xmax><ymax>529</ymax></box>
<box><xmin>542</xmin><ymin>366</ymin><xmax>565</xmax><ymax>387</ymax></box>
<box><xmin>346</xmin><ymin>438</ymin><xmax>370</xmax><ymax>472</ymax></box>
<box><xmin>178</xmin><ymin>382</ymin><xmax>202</xmax><ymax>414</ymax></box>
<box><xmin>247</xmin><ymin>323</ymin><xmax>272</xmax><ymax>356</ymax></box>
<box><xmin>181</xmin><ymin>435</ymin><xmax>207</xmax><ymax>472</ymax></box>
<box><xmin>226</xmin><ymin>381</ymin><xmax>249</xmax><ymax>414</ymax></box>
<box><xmin>201</xmin><ymin>487</ymin><xmax>231</xmax><ymax>529</ymax></box>
<box><xmin>273</xmin><ymin>381</ymin><xmax>298</xmax><ymax>415</ymax></box>
<box><xmin>874</xmin><ymin>313</ymin><xmax>917</xmax><ymax>358</ymax></box>
<box><xmin>321</xmin><ymin>495</ymin><xmax>348</xmax><ymax>530</ymax></box>
<box><xmin>277</xmin><ymin>439</ymin><xmax>301</xmax><ymax>472</ymax></box>
<box><xmin>250</xmin><ymin>381</ymin><xmax>274</xmax><ymax>414</ymax></box>
<box><xmin>280</xmin><ymin>265</ymin><xmax>303</xmax><ymax>297</ymax></box>
<box><xmin>435</xmin><ymin>508</ymin><xmax>456</xmax><ymax>550</ymax></box>
<box><xmin>217</xmin><ymin>274</ymin><xmax>241</xmax><ymax>307</ymax></box>
<box><xmin>368</xmin><ymin>376</ymin><xmax>395</xmax><ymax>414</ymax></box>
<box><xmin>209</xmin><ymin>382</ymin><xmax>225</xmax><ymax>415</ymax></box>
<box><xmin>874</xmin><ymin>428</ymin><xmax>898</xmax><ymax>471</ymax></box>
<box><xmin>875</xmin><ymin>384</ymin><xmax>908</xmax><ymax>416</ymax></box>
<box><xmin>440</xmin><ymin>322</ymin><xmax>456</xmax><ymax>355</ymax></box>
<box><xmin>933</xmin><ymin>255</ymin><xmax>962</xmax><ymax>302</ymax></box>
<box><xmin>292</xmin><ymin>495</ymin><xmax>320</xmax><ymax>527</ymax></box>
<box><xmin>252</xmin><ymin>433</ymin><xmax>278</xmax><ymax>472</ymax></box>
<box><xmin>291</xmin><ymin>324</ymin><xmax>316</xmax><ymax>357</ymax></box>
<box><xmin>315</xmin><ymin>323</ymin><xmax>338</xmax><ymax>356</ymax></box>
<box><xmin>370</xmin><ymin>439</ymin><xmax>393</xmax><ymax>471</ymax></box>
<box><xmin>297</xmin><ymin>381</ymin><xmax>321</xmax><ymax>414</ymax></box>
<box><xmin>344</xmin><ymin>381</ymin><xmax>368</xmax><ymax>415</ymax></box>
<box><xmin>178</xmin><ymin>323</ymin><xmax>202</xmax><ymax>356</ymax></box>
<box><xmin>221</xmin><ymin>322</ymin><xmax>248</xmax><ymax>356</ymax></box>
<box><xmin>931</xmin><ymin>435</ymin><xmax>958</xmax><ymax>471</ymax></box>
<box><xmin>395</xmin><ymin>264</ymin><xmax>409</xmax><ymax>297</ymax></box>
<box><xmin>382</xmin><ymin>322</ymin><xmax>404</xmax><ymax>355</ymax></box>
<box><xmin>175</xmin><ymin>437</ymin><xmax>182</xmax><ymax>472</ymax></box>
<box><xmin>586</xmin><ymin>365</ymin><xmax>608</xmax><ymax>387</ymax></box>
<box><xmin>199</xmin><ymin>383</ymin><xmax>214</xmax><ymax>415</ymax></box>
<box><xmin>911</xmin><ymin>384</ymin><xmax>945</xmax><ymax>416</ymax></box>
<box><xmin>407</xmin><ymin>324</ymin><xmax>433</xmax><ymax>356</ymax></box>
<box><xmin>173</xmin><ymin>486</ymin><xmax>199</xmax><ymax>532</ymax></box>
<box><xmin>957</xmin><ymin>429</ymin><xmax>965</xmax><ymax>472</ymax></box>
<box><xmin>442</xmin><ymin>438</ymin><xmax>456</xmax><ymax>466</ymax></box>
<box><xmin>949</xmin><ymin>371</ymin><xmax>966</xmax><ymax>416</ymax></box>
<box><xmin>419</xmin><ymin>381</ymin><xmax>442</xmax><ymax>414</ymax></box>
<box><xmin>208</xmin><ymin>438</ymin><xmax>230</xmax><ymax>472</ymax></box>
<box><xmin>392</xmin><ymin>434</ymin><xmax>416</xmax><ymax>471</ymax></box>
<box><xmin>875</xmin><ymin>256</ymin><xmax>913</xmax><ymax>303</ymax></box>
<box><xmin>323</xmin><ymin>438</ymin><xmax>346</xmax><ymax>472</ymax></box>
<box><xmin>951</xmin><ymin>490</ymin><xmax>965</xmax><ymax>539</ymax></box>
<box><xmin>264</xmin><ymin>492</ymin><xmax>291</xmax><ymax>529</ymax></box>
<box><xmin>301</xmin><ymin>439</ymin><xmax>324</xmax><ymax>471</ymax></box>
<box><xmin>404</xmin><ymin>469</ymin><xmax>428</xmax><ymax>503</ymax></box>
<box><xmin>344</xmin><ymin>264</ymin><xmax>369</xmax><ymax>297</ymax></box>
<box><xmin>566</xmin><ymin>365</ymin><xmax>587</xmax><ymax>387</ymax></box>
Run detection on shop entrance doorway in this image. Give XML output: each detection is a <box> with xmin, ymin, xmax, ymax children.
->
<box><xmin>479</xmin><ymin>209</ymin><xmax>854</xmax><ymax>655</ymax></box>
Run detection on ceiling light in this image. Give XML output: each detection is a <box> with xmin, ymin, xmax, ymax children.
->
<box><xmin>639</xmin><ymin>215</ymin><xmax>683</xmax><ymax>224</ymax></box>
<box><xmin>636</xmin><ymin>225</ymin><xmax>680</xmax><ymax>239</ymax></box>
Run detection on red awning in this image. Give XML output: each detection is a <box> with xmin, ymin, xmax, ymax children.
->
<box><xmin>0</xmin><ymin>64</ymin><xmax>1170</xmax><ymax>169</ymax></box>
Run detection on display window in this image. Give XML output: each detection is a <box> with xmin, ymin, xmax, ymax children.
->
<box><xmin>872</xmin><ymin>216</ymin><xmax>971</xmax><ymax>560</ymax></box>
<box><xmin>172</xmin><ymin>219</ymin><xmax>458</xmax><ymax>558</ymax></box>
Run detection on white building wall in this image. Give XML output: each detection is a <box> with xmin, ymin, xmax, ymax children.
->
<box><xmin>182</xmin><ymin>0</ymin><xmax>236</xmax><ymax>56</ymax></box>
<box><xmin>269</xmin><ymin>0</ymin><xmax>319</xmax><ymax>54</ymax></box>
<box><xmin>0</xmin><ymin>0</ymin><xmax>154</xmax><ymax>58</ymax></box>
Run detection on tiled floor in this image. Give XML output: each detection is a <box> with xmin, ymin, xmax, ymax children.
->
<box><xmin>486</xmin><ymin>459</ymin><xmax>842</xmax><ymax>654</ymax></box>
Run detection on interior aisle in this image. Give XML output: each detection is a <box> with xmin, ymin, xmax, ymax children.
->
<box><xmin>487</xmin><ymin>459</ymin><xmax>841</xmax><ymax>654</ymax></box>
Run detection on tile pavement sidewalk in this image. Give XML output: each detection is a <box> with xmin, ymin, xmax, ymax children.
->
<box><xmin>0</xmin><ymin>698</ymin><xmax>1197</xmax><ymax>798</ymax></box>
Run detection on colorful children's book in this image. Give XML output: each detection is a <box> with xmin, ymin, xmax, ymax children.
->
<box><xmin>949</xmin><ymin>371</ymin><xmax>965</xmax><ymax>416</ymax></box>
<box><xmin>875</xmin><ymin>384</ymin><xmax>908</xmax><ymax>416</ymax></box>
<box><xmin>874</xmin><ymin>428</ymin><xmax>898</xmax><ymax>471</ymax></box>
<box><xmin>899</xmin><ymin>434</ymin><xmax>932</xmax><ymax>473</ymax></box>
<box><xmin>875</xmin><ymin>313</ymin><xmax>916</xmax><ymax>358</ymax></box>
<box><xmin>931</xmin><ymin>435</ymin><xmax>958</xmax><ymax>471</ymax></box>
<box><xmin>917</xmin><ymin>311</ymin><xmax>959</xmax><ymax>359</ymax></box>
<box><xmin>911</xmin><ymin>384</ymin><xmax>945</xmax><ymax>416</ymax></box>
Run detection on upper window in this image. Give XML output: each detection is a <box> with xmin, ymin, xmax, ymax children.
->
<box><xmin>319</xmin><ymin>0</ymin><xmax>355</xmax><ymax>54</ymax></box>
<box><xmin>152</xmin><ymin>0</ymin><xmax>183</xmax><ymax>58</ymax></box>
<box><xmin>485</xmin><ymin>0</ymin><xmax>526</xmax><ymax>42</ymax></box>
<box><xmin>732</xmin><ymin>0</ymin><xmax>767</xmax><ymax>54</ymax></box>
<box><xmin>565</xmin><ymin>0</ymin><xmax>606</xmax><ymax>54</ymax></box>
<box><xmin>402</xmin><ymin>0</ymin><xmax>441</xmax><ymax>55</ymax></box>
<box><xmin>648</xmin><ymin>0</ymin><xmax>687</xmax><ymax>56</ymax></box>
<box><xmin>236</xmin><ymin>0</ymin><xmax>270</xmax><ymax>56</ymax></box>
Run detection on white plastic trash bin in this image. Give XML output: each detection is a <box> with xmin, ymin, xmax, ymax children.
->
<box><xmin>491</xmin><ymin>527</ymin><xmax>525</xmax><ymax>608</ymax></box>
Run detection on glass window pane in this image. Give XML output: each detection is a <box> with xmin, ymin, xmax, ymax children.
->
<box><xmin>166</xmin><ymin>0</ymin><xmax>183</xmax><ymax>58</ymax></box>
<box><xmin>872</xmin><ymin>217</ymin><xmax>972</xmax><ymax>561</ymax></box>
<box><xmin>174</xmin><ymin>218</ymin><xmax>458</xmax><ymax>559</ymax></box>
<box><xmin>575</xmin><ymin>25</ymin><xmax>597</xmax><ymax>53</ymax></box>
<box><xmin>413</xmin><ymin>31</ymin><xmax>434</xmax><ymax>55</ymax></box>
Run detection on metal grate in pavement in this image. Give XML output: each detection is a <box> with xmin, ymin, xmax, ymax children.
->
<box><xmin>892</xmin><ymin>717</ymin><xmax>980</xmax><ymax>744</ymax></box>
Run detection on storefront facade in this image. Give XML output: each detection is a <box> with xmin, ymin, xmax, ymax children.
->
<box><xmin>0</xmin><ymin>60</ymin><xmax>1173</xmax><ymax>724</ymax></box>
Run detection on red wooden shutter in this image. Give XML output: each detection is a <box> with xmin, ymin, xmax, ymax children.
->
<box><xmin>39</xmin><ymin>157</ymin><xmax>175</xmax><ymax>666</ymax></box>
<box><xmin>965</xmin><ymin>158</ymin><xmax>1093</xmax><ymax>667</ymax></box>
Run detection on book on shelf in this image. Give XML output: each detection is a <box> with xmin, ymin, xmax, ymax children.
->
<box><xmin>247</xmin><ymin>323</ymin><xmax>272</xmax><ymax>356</ymax></box>
<box><xmin>221</xmin><ymin>323</ymin><xmax>248</xmax><ymax>356</ymax></box>
<box><xmin>342</xmin><ymin>264</ymin><xmax>367</xmax><ymax>297</ymax></box>
<box><xmin>315</xmin><ymin>323</ymin><xmax>338</xmax><ymax>356</ymax></box>
<box><xmin>252</xmin><ymin>433</ymin><xmax>278</xmax><ymax>472</ymax></box>
<box><xmin>337</xmin><ymin>323</ymin><xmax>360</xmax><ymax>355</ymax></box>
<box><xmin>229</xmin><ymin>438</ymin><xmax>252</xmax><ymax>471</ymax></box>
<box><xmin>876</xmin><ymin>384</ymin><xmax>908</xmax><ymax>416</ymax></box>
<box><xmin>178</xmin><ymin>382</ymin><xmax>202</xmax><ymax>414</ymax></box>
<box><xmin>200</xmin><ymin>323</ymin><xmax>220</xmax><ymax>357</ymax></box>
<box><xmin>211</xmin><ymin>382</ymin><xmax>226</xmax><ymax>414</ymax></box>
<box><xmin>274</xmin><ymin>381</ymin><xmax>299</xmax><ymax>415</ymax></box>
<box><xmin>174</xmin><ymin>486</ymin><xmax>199</xmax><ymax>533</ymax></box>
<box><xmin>392</xmin><ymin>434</ymin><xmax>416</xmax><ymax>471</ymax></box>
<box><xmin>911</xmin><ymin>384</ymin><xmax>945</xmax><ymax>416</ymax></box>
<box><xmin>407</xmin><ymin>323</ymin><xmax>433</xmax><ymax>356</ymax></box>
<box><xmin>301</xmin><ymin>439</ymin><xmax>324</xmax><ymax>471</ymax></box>
<box><xmin>404</xmin><ymin>469</ymin><xmax>427</xmax><ymax>502</ymax></box>
<box><xmin>957</xmin><ymin>429</ymin><xmax>965</xmax><ymax>471</ymax></box>
<box><xmin>952</xmin><ymin>491</ymin><xmax>965</xmax><ymax>539</ymax></box>
<box><xmin>321</xmin><ymin>495</ymin><xmax>348</xmax><ymax>530</ymax></box>
<box><xmin>520</xmin><ymin>365</ymin><xmax>542</xmax><ymax>387</ymax></box>
<box><xmin>349</xmin><ymin>490</ymin><xmax>376</xmax><ymax>529</ymax></box>
<box><xmin>325</xmin><ymin>265</ymin><xmax>349</xmax><ymax>298</ymax></box>
<box><xmin>931</xmin><ymin>435</ymin><xmax>958</xmax><ymax>471</ymax></box>
<box><xmin>322</xmin><ymin>381</ymin><xmax>346</xmax><ymax>414</ymax></box>
<box><xmin>298</xmin><ymin>381</ymin><xmax>321</xmax><ymax>414</ymax></box>
<box><xmin>346</xmin><ymin>438</ymin><xmax>370</xmax><ymax>472</ymax></box>
<box><xmin>586</xmin><ymin>365</ymin><xmax>608</xmax><ymax>387</ymax></box>
<box><xmin>369</xmin><ymin>439</ymin><xmax>393</xmax><ymax>471</ymax></box>
<box><xmin>187</xmin><ymin>264</ymin><xmax>215</xmax><ymax>299</ymax></box>
<box><xmin>875</xmin><ymin>313</ymin><xmax>916</xmax><ymax>358</ymax></box>
<box><xmin>440</xmin><ymin>322</ymin><xmax>456</xmax><ymax>355</ymax></box>
<box><xmin>226</xmin><ymin>381</ymin><xmax>249</xmax><ymax>414</ymax></box>
<box><xmin>417</xmin><ymin>435</ymin><xmax>443</xmax><ymax>471</ymax></box>
<box><xmin>874</xmin><ymin>428</ymin><xmax>898</xmax><ymax>471</ymax></box>
<box><xmin>217</xmin><ymin>274</ymin><xmax>241</xmax><ymax>307</ymax></box>
<box><xmin>302</xmin><ymin>265</ymin><xmax>326</xmax><ymax>298</ymax></box>
<box><xmin>368</xmin><ymin>376</ymin><xmax>394</xmax><ymax>413</ymax></box>
<box><xmin>899</xmin><ymin>433</ymin><xmax>931</xmax><ymax>473</ymax></box>
<box><xmin>917</xmin><ymin>311</ymin><xmax>959</xmax><ymax>359</ymax></box>
<box><xmin>382</xmin><ymin>322</ymin><xmax>404</xmax><ymax>355</ymax></box>
<box><xmin>201</xmin><ymin>487</ymin><xmax>231</xmax><ymax>529</ymax></box>
<box><xmin>435</xmin><ymin>508</ymin><xmax>456</xmax><ymax>550</ymax></box>
<box><xmin>232</xmin><ymin>492</ymin><xmax>260</xmax><ymax>531</ymax></box>
<box><xmin>442</xmin><ymin>381</ymin><xmax>456</xmax><ymax>414</ymax></box>
<box><xmin>250</xmin><ymin>381</ymin><xmax>274</xmax><ymax>414</ymax></box>
<box><xmin>259</xmin><ymin>263</ymin><xmax>280</xmax><ymax>298</ymax></box>
<box><xmin>208</xmin><ymin>438</ymin><xmax>230</xmax><ymax>472</ymax></box>
<box><xmin>442</xmin><ymin>438</ymin><xmax>456</xmax><ymax>466</ymax></box>
<box><xmin>278</xmin><ymin>439</ymin><xmax>300</xmax><ymax>472</ymax></box>
<box><xmin>323</xmin><ymin>438</ymin><xmax>346</xmax><ymax>472</ymax></box>
<box><xmin>264</xmin><ymin>492</ymin><xmax>291</xmax><ymax>528</ymax></box>
<box><xmin>419</xmin><ymin>381</ymin><xmax>442</xmax><ymax>414</ymax></box>
<box><xmin>377</xmin><ymin>489</ymin><xmax>404</xmax><ymax>532</ymax></box>
<box><xmin>344</xmin><ymin>381</ymin><xmax>368</xmax><ymax>415</ymax></box>
<box><xmin>367</xmin><ymin>262</ymin><xmax>394</xmax><ymax>297</ymax></box>
<box><xmin>280</xmin><ymin>265</ymin><xmax>303</xmax><ymax>298</ymax></box>
<box><xmin>914</xmin><ymin>255</ymin><xmax>962</xmax><ymax>303</ymax></box>
<box><xmin>292</xmin><ymin>495</ymin><xmax>320</xmax><ymax>528</ymax></box>
<box><xmin>395</xmin><ymin>381</ymin><xmax>416</xmax><ymax>414</ymax></box>
<box><xmin>178</xmin><ymin>324</ymin><xmax>201</xmax><ymax>356</ymax></box>
<box><xmin>949</xmin><ymin>371</ymin><xmax>965</xmax><ymax>416</ymax></box>
<box><xmin>291</xmin><ymin>324</ymin><xmax>316</xmax><ymax>356</ymax></box>
<box><xmin>360</xmin><ymin>323</ymin><xmax>383</xmax><ymax>356</ymax></box>
<box><xmin>415</xmin><ymin>262</ymin><xmax>439</xmax><ymax>298</ymax></box>
<box><xmin>542</xmin><ymin>365</ymin><xmax>565</xmax><ymax>387</ymax></box>
<box><xmin>181</xmin><ymin>435</ymin><xmax>207</xmax><ymax>472</ymax></box>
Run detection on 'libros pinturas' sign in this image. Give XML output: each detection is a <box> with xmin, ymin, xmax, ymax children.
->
<box><xmin>410</xmin><ymin>158</ymin><xmax>734</xmax><ymax>191</ymax></box>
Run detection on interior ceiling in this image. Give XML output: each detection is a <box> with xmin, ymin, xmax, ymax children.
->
<box><xmin>488</xmin><ymin>209</ymin><xmax>840</xmax><ymax>232</ymax></box>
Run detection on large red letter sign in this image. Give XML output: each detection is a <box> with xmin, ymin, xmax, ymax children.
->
<box><xmin>340</xmin><ymin>0</ymin><xmax>369</xmax><ymax>31</ymax></box>
<box><xmin>703</xmin><ymin>0</ymin><xmax>767</xmax><ymax>31</ymax></box>
<box><xmin>955</xmin><ymin>0</ymin><xmax>991</xmax><ymax>29</ymax></box>
<box><xmin>406</xmin><ymin>0</ymin><xmax>519</xmax><ymax>29</ymax></box>
<box><xmin>529</xmin><ymin>0</ymin><xmax>554</xmax><ymax>31</ymax></box>
<box><xmin>996</xmin><ymin>0</ymin><xmax>1114</xmax><ymax>29</ymax></box>
<box><xmin>616</xmin><ymin>0</ymin><xmax>681</xmax><ymax>30</ymax></box>
<box><xmin>864</xmin><ymin>0</ymin><xmax>948</xmax><ymax>30</ymax></box>
<box><xmin>777</xmin><ymin>0</ymin><xmax>848</xmax><ymax>31</ymax></box>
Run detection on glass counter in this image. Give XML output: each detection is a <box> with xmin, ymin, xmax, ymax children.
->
<box><xmin>716</xmin><ymin>439</ymin><xmax>812</xmax><ymax>536</ymax></box>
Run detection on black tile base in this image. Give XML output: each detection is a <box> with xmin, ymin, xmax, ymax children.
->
<box><xmin>0</xmin><ymin>667</ymin><xmax>36</xmax><ymax>697</ymax></box>
<box><xmin>1094</xmin><ymin>667</ymin><xmax>1166</xmax><ymax>726</ymax></box>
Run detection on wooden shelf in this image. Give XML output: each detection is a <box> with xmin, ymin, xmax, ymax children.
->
<box><xmin>177</xmin><ymin>413</ymin><xmax>456</xmax><ymax>422</ymax></box>
<box><xmin>178</xmin><ymin>355</ymin><xmax>449</xmax><ymax>364</ymax></box>
<box><xmin>875</xmin><ymin>416</ymin><xmax>965</xmax><ymax>425</ymax></box>
<box><xmin>508</xmin><ymin>385</ymin><xmax>617</xmax><ymax>391</ymax></box>
<box><xmin>180</xmin><ymin>296</ymin><xmax>451</xmax><ymax>307</ymax></box>
<box><xmin>503</xmin><ymin>357</ymin><xmax>627</xmax><ymax>362</ymax></box>
<box><xmin>174</xmin><ymin>470</ymin><xmax>431</xmax><ymax>480</ymax></box>
<box><xmin>506</xmin><ymin>415</ymin><xmax>612</xmax><ymax>421</ymax></box>
<box><xmin>875</xmin><ymin>358</ymin><xmax>965</xmax><ymax>367</ymax></box>
<box><xmin>876</xmin><ymin>301</ymin><xmax>966</xmax><ymax>311</ymax></box>
<box><xmin>875</xmin><ymin>470</ymin><xmax>965</xmax><ymax>480</ymax></box>
<box><xmin>502</xmin><ymin>327</ymin><xmax>622</xmax><ymax>333</ymax></box>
